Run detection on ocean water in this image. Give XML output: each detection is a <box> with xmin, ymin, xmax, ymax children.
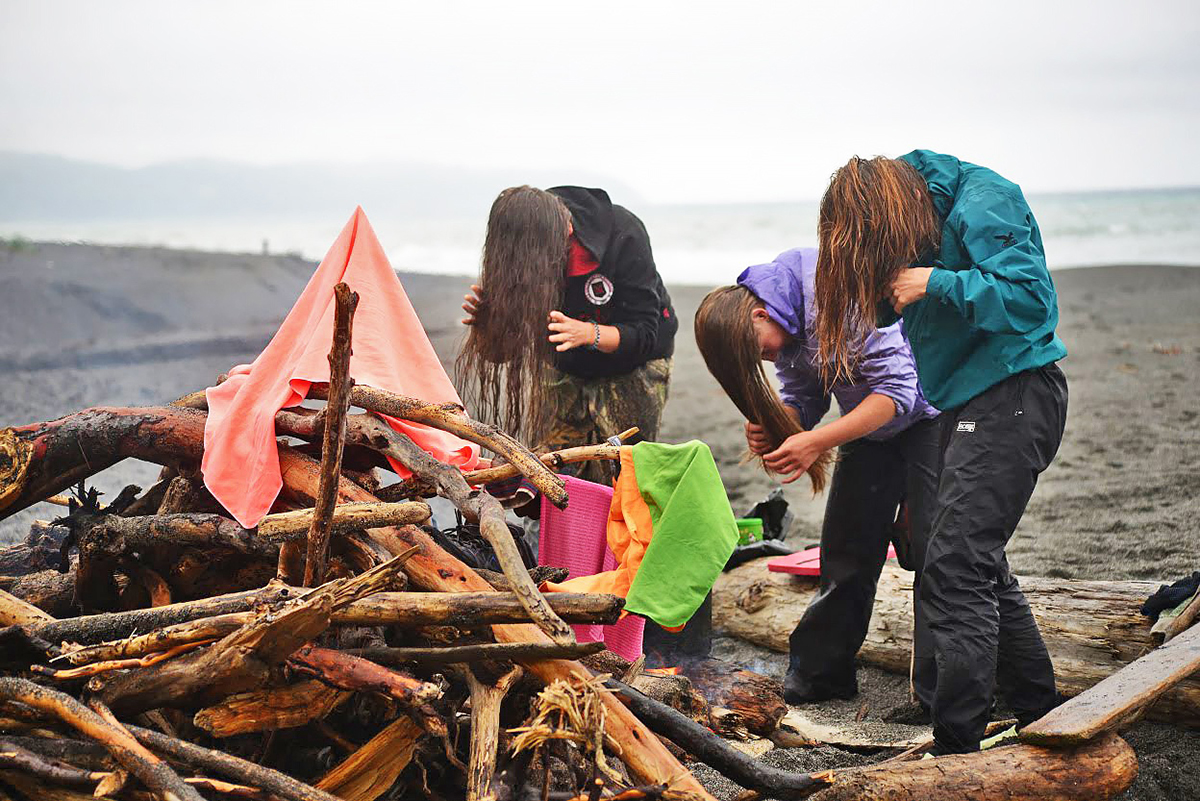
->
<box><xmin>4</xmin><ymin>187</ymin><xmax>1199</xmax><ymax>287</ymax></box>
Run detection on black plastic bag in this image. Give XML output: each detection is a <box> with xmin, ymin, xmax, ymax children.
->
<box><xmin>741</xmin><ymin>487</ymin><xmax>794</xmax><ymax>541</ymax></box>
<box><xmin>426</xmin><ymin>512</ymin><xmax>537</xmax><ymax>574</ymax></box>
<box><xmin>723</xmin><ymin>488</ymin><xmax>798</xmax><ymax>570</ymax></box>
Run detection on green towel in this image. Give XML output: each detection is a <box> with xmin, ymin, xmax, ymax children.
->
<box><xmin>624</xmin><ymin>440</ymin><xmax>739</xmax><ymax>628</ymax></box>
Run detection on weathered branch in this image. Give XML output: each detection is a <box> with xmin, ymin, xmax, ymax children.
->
<box><xmin>346</xmin><ymin>413</ymin><xmax>574</xmax><ymax>646</ymax></box>
<box><xmin>0</xmin><ymin>678</ymin><xmax>205</xmax><ymax>801</ymax></box>
<box><xmin>96</xmin><ymin>549</ymin><xmax>415</xmax><ymax>713</ymax></box>
<box><xmin>347</xmin><ymin>640</ymin><xmax>605</xmax><ymax>667</ymax></box>
<box><xmin>305</xmin><ymin>282</ymin><xmax>359</xmax><ymax>587</ymax></box>
<box><xmin>462</xmin><ymin>664</ymin><xmax>523</xmax><ymax>801</ymax></box>
<box><xmin>60</xmin><ymin>590</ymin><xmax>622</xmax><ymax>665</ymax></box>
<box><xmin>126</xmin><ymin>722</ymin><xmax>346</xmax><ymax>801</ymax></box>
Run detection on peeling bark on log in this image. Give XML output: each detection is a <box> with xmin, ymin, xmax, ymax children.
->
<box><xmin>1</xmin><ymin>569</ymin><xmax>76</xmax><ymax>618</ymax></box>
<box><xmin>809</xmin><ymin>732</ymin><xmax>1137</xmax><ymax>801</ymax></box>
<box><xmin>713</xmin><ymin>559</ymin><xmax>1200</xmax><ymax>726</ymax></box>
<box><xmin>314</xmin><ymin>715</ymin><xmax>424</xmax><ymax>801</ymax></box>
<box><xmin>192</xmin><ymin>680</ymin><xmax>350</xmax><ymax>737</ymax></box>
<box><xmin>286</xmin><ymin>644</ymin><xmax>441</xmax><ymax>707</ymax></box>
<box><xmin>677</xmin><ymin>658</ymin><xmax>785</xmax><ymax>737</ymax></box>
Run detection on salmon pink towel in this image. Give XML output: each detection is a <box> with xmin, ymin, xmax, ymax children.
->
<box><xmin>202</xmin><ymin>207</ymin><xmax>479</xmax><ymax>527</ymax></box>
<box><xmin>539</xmin><ymin>475</ymin><xmax>645</xmax><ymax>661</ymax></box>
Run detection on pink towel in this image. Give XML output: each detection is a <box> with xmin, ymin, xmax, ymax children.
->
<box><xmin>540</xmin><ymin>475</ymin><xmax>645</xmax><ymax>661</ymax></box>
<box><xmin>202</xmin><ymin>207</ymin><xmax>479</xmax><ymax>527</ymax></box>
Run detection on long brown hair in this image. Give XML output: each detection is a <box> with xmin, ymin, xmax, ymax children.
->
<box><xmin>694</xmin><ymin>285</ymin><xmax>830</xmax><ymax>493</ymax></box>
<box><xmin>814</xmin><ymin>157</ymin><xmax>939</xmax><ymax>385</ymax></box>
<box><xmin>456</xmin><ymin>186</ymin><xmax>570</xmax><ymax>445</ymax></box>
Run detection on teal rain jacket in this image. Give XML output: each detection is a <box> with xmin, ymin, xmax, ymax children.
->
<box><xmin>878</xmin><ymin>150</ymin><xmax>1067</xmax><ymax>410</ymax></box>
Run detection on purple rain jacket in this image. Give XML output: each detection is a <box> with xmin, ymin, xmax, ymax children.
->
<box><xmin>737</xmin><ymin>248</ymin><xmax>938</xmax><ymax>441</ymax></box>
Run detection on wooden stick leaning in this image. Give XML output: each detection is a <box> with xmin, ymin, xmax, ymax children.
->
<box><xmin>305</xmin><ymin>282</ymin><xmax>359</xmax><ymax>587</ymax></box>
<box><xmin>344</xmin><ymin>413</ymin><xmax>575</xmax><ymax>647</ymax></box>
<box><xmin>56</xmin><ymin>591</ymin><xmax>623</xmax><ymax>665</ymax></box>
<box><xmin>0</xmin><ymin>678</ymin><xmax>205</xmax><ymax>801</ymax></box>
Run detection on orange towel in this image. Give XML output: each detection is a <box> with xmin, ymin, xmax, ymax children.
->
<box><xmin>543</xmin><ymin>447</ymin><xmax>652</xmax><ymax>600</ymax></box>
<box><xmin>202</xmin><ymin>207</ymin><xmax>479</xmax><ymax>527</ymax></box>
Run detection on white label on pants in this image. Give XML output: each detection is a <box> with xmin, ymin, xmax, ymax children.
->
<box><xmin>957</xmin><ymin>421</ymin><xmax>976</xmax><ymax>432</ymax></box>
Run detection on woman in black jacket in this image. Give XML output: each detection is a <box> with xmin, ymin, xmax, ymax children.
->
<box><xmin>458</xmin><ymin>186</ymin><xmax>676</xmax><ymax>482</ymax></box>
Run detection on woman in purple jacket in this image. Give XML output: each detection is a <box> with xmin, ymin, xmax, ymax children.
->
<box><xmin>696</xmin><ymin>247</ymin><xmax>941</xmax><ymax>703</ymax></box>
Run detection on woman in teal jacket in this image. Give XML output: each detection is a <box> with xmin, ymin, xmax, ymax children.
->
<box><xmin>812</xmin><ymin>151</ymin><xmax>1068</xmax><ymax>755</ymax></box>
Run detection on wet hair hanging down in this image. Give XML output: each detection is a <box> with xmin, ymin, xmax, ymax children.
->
<box><xmin>814</xmin><ymin>156</ymin><xmax>940</xmax><ymax>386</ymax></box>
<box><xmin>694</xmin><ymin>285</ymin><xmax>830</xmax><ymax>493</ymax></box>
<box><xmin>455</xmin><ymin>186</ymin><xmax>571</xmax><ymax>445</ymax></box>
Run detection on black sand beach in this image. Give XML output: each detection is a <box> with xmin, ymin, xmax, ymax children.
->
<box><xmin>1</xmin><ymin>241</ymin><xmax>1198</xmax><ymax>798</ymax></box>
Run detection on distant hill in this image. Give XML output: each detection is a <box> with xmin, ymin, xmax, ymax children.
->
<box><xmin>0</xmin><ymin>151</ymin><xmax>639</xmax><ymax>221</ymax></box>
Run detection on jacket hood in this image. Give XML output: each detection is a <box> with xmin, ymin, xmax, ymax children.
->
<box><xmin>899</xmin><ymin>149</ymin><xmax>962</xmax><ymax>221</ymax></box>
<box><xmin>548</xmin><ymin>186</ymin><xmax>615</xmax><ymax>264</ymax></box>
<box><xmin>736</xmin><ymin>248</ymin><xmax>815</xmax><ymax>338</ymax></box>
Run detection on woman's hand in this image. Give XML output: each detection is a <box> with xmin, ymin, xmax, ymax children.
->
<box><xmin>889</xmin><ymin>267</ymin><xmax>933</xmax><ymax>313</ymax></box>
<box><xmin>744</xmin><ymin>421</ymin><xmax>773</xmax><ymax>455</ymax></box>
<box><xmin>547</xmin><ymin>311</ymin><xmax>596</xmax><ymax>352</ymax></box>
<box><xmin>763</xmin><ymin>431</ymin><xmax>829</xmax><ymax>485</ymax></box>
<box><xmin>461</xmin><ymin>284</ymin><xmax>483</xmax><ymax>325</ymax></box>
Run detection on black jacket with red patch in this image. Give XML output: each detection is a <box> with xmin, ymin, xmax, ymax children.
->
<box><xmin>548</xmin><ymin>186</ymin><xmax>677</xmax><ymax>378</ymax></box>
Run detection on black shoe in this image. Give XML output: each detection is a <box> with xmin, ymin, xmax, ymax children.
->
<box><xmin>783</xmin><ymin>671</ymin><xmax>857</xmax><ymax>704</ymax></box>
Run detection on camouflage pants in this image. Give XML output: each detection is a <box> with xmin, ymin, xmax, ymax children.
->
<box><xmin>537</xmin><ymin>357</ymin><xmax>672</xmax><ymax>485</ymax></box>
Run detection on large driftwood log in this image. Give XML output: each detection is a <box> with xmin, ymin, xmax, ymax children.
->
<box><xmin>713</xmin><ymin>559</ymin><xmax>1200</xmax><ymax>725</ymax></box>
<box><xmin>809</xmin><ymin>732</ymin><xmax>1137</xmax><ymax>801</ymax></box>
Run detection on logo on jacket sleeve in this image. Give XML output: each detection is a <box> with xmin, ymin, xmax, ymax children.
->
<box><xmin>584</xmin><ymin>273</ymin><xmax>614</xmax><ymax>306</ymax></box>
<box><xmin>956</xmin><ymin>421</ymin><xmax>976</xmax><ymax>433</ymax></box>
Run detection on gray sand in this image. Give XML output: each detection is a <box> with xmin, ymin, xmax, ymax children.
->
<box><xmin>1</xmin><ymin>241</ymin><xmax>1198</xmax><ymax>799</ymax></box>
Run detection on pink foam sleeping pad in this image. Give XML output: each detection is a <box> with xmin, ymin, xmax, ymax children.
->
<box><xmin>539</xmin><ymin>475</ymin><xmax>645</xmax><ymax>661</ymax></box>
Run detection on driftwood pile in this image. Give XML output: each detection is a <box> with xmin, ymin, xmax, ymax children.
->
<box><xmin>0</xmin><ymin>282</ymin><xmax>1142</xmax><ymax>801</ymax></box>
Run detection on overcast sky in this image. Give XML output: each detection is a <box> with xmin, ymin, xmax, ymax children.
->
<box><xmin>2</xmin><ymin>1</ymin><xmax>1198</xmax><ymax>204</ymax></box>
